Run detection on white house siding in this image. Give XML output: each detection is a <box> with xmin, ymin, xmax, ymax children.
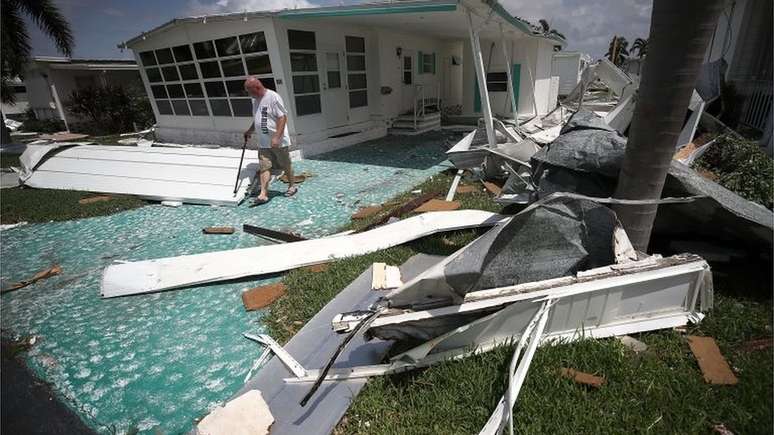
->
<box><xmin>552</xmin><ymin>53</ymin><xmax>581</xmax><ymax>96</ymax></box>
<box><xmin>461</xmin><ymin>35</ymin><xmax>555</xmax><ymax>118</ymax></box>
<box><xmin>130</xmin><ymin>18</ymin><xmax>289</xmax><ymax>147</ymax></box>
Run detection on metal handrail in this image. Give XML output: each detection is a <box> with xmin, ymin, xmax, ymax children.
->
<box><xmin>411</xmin><ymin>83</ymin><xmax>442</xmax><ymax>130</ymax></box>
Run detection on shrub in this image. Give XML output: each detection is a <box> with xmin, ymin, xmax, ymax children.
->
<box><xmin>20</xmin><ymin>118</ymin><xmax>66</xmax><ymax>133</ymax></box>
<box><xmin>64</xmin><ymin>84</ymin><xmax>153</xmax><ymax>135</ymax></box>
<box><xmin>695</xmin><ymin>134</ymin><xmax>774</xmax><ymax>209</ymax></box>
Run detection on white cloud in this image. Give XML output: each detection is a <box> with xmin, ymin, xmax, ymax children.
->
<box><xmin>500</xmin><ymin>0</ymin><xmax>653</xmax><ymax>59</ymax></box>
<box><xmin>103</xmin><ymin>7</ymin><xmax>125</xmax><ymax>17</ymax></box>
<box><xmin>185</xmin><ymin>0</ymin><xmax>318</xmax><ymax>16</ymax></box>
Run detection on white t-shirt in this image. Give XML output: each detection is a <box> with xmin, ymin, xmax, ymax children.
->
<box><xmin>252</xmin><ymin>89</ymin><xmax>291</xmax><ymax>148</ymax></box>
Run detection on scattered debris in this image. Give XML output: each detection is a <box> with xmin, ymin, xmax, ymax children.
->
<box><xmin>305</xmin><ymin>264</ymin><xmax>329</xmax><ymax>273</ymax></box>
<box><xmin>78</xmin><ymin>195</ymin><xmax>113</xmax><ymax>205</ymax></box>
<box><xmin>243</xmin><ymin>224</ymin><xmax>306</xmax><ymax>243</ymax></box>
<box><xmin>456</xmin><ymin>185</ymin><xmax>476</xmax><ymax>194</ymax></box>
<box><xmin>712</xmin><ymin>424</ymin><xmax>735</xmax><ymax>435</ymax></box>
<box><xmin>119</xmin><ymin>127</ymin><xmax>154</xmax><ymax>137</ymax></box>
<box><xmin>2</xmin><ymin>265</ymin><xmax>62</xmax><ymax>293</ymax></box>
<box><xmin>371</xmin><ymin>263</ymin><xmax>402</xmax><ymax>290</ymax></box>
<box><xmin>4</xmin><ymin>118</ymin><xmax>23</xmax><ymax>131</ymax></box>
<box><xmin>202</xmin><ymin>226</ymin><xmax>235</xmax><ymax>235</ymax></box>
<box><xmin>359</xmin><ymin>191</ymin><xmax>439</xmax><ymax>232</ymax></box>
<box><xmin>618</xmin><ymin>335</ymin><xmax>648</xmax><ymax>353</ymax></box>
<box><xmin>482</xmin><ymin>181</ymin><xmax>503</xmax><ymax>195</ymax></box>
<box><xmin>687</xmin><ymin>336</ymin><xmax>738</xmax><ymax>385</ymax></box>
<box><xmin>0</xmin><ymin>168</ymin><xmax>20</xmax><ymax>189</ymax></box>
<box><xmin>0</xmin><ymin>221</ymin><xmax>27</xmax><ymax>231</ymax></box>
<box><xmin>242</xmin><ymin>283</ymin><xmax>287</xmax><ymax>311</ymax></box>
<box><xmin>117</xmin><ymin>138</ymin><xmax>139</xmax><ymax>145</ymax></box>
<box><xmin>559</xmin><ymin>368</ymin><xmax>606</xmax><ymax>388</ymax></box>
<box><xmin>102</xmin><ymin>210</ymin><xmax>507</xmax><ymax>297</ymax></box>
<box><xmin>196</xmin><ymin>390</ymin><xmax>273</xmax><ymax>435</ymax></box>
<box><xmin>413</xmin><ymin>199</ymin><xmax>461</xmax><ymax>212</ymax></box>
<box><xmin>161</xmin><ymin>200</ymin><xmax>182</xmax><ymax>207</ymax></box>
<box><xmin>279</xmin><ymin>172</ymin><xmax>313</xmax><ymax>184</ymax></box>
<box><xmin>351</xmin><ymin>205</ymin><xmax>383</xmax><ymax>220</ymax></box>
<box><xmin>739</xmin><ymin>337</ymin><xmax>773</xmax><ymax>352</ymax></box>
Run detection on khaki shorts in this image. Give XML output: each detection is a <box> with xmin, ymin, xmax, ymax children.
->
<box><xmin>258</xmin><ymin>147</ymin><xmax>291</xmax><ymax>172</ymax></box>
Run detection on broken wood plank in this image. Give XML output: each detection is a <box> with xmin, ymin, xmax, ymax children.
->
<box><xmin>243</xmin><ymin>224</ymin><xmax>306</xmax><ymax>242</ymax></box>
<box><xmin>559</xmin><ymin>368</ymin><xmax>605</xmax><ymax>388</ymax></box>
<box><xmin>414</xmin><ymin>199</ymin><xmax>461</xmax><ymax>213</ymax></box>
<box><xmin>456</xmin><ymin>185</ymin><xmax>477</xmax><ymax>194</ymax></box>
<box><xmin>242</xmin><ymin>283</ymin><xmax>287</xmax><ymax>311</ymax></box>
<box><xmin>687</xmin><ymin>336</ymin><xmax>738</xmax><ymax>385</ymax></box>
<box><xmin>351</xmin><ymin>205</ymin><xmax>383</xmax><ymax>220</ymax></box>
<box><xmin>482</xmin><ymin>181</ymin><xmax>503</xmax><ymax>196</ymax></box>
<box><xmin>304</xmin><ymin>264</ymin><xmax>329</xmax><ymax>273</ymax></box>
<box><xmin>359</xmin><ymin>191</ymin><xmax>439</xmax><ymax>232</ymax></box>
<box><xmin>78</xmin><ymin>195</ymin><xmax>113</xmax><ymax>205</ymax></box>
<box><xmin>202</xmin><ymin>226</ymin><xmax>235</xmax><ymax>234</ymax></box>
<box><xmin>2</xmin><ymin>265</ymin><xmax>62</xmax><ymax>293</ymax></box>
<box><xmin>38</xmin><ymin>132</ymin><xmax>89</xmax><ymax>142</ymax></box>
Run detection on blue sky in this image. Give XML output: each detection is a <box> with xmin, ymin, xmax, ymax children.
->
<box><xmin>28</xmin><ymin>0</ymin><xmax>653</xmax><ymax>60</ymax></box>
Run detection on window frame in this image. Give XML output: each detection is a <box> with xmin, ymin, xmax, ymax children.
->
<box><xmin>288</xmin><ymin>29</ymin><xmax>322</xmax><ymax>117</ymax></box>
<box><xmin>345</xmin><ymin>35</ymin><xmax>368</xmax><ymax>109</ymax></box>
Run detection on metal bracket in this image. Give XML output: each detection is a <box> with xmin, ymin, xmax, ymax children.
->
<box><xmin>244</xmin><ymin>333</ymin><xmax>307</xmax><ymax>378</ymax></box>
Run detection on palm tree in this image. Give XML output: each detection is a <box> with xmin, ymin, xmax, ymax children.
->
<box><xmin>1</xmin><ymin>0</ymin><xmax>73</xmax><ymax>143</ymax></box>
<box><xmin>612</xmin><ymin>0</ymin><xmax>724</xmax><ymax>251</ymax></box>
<box><xmin>538</xmin><ymin>18</ymin><xmax>566</xmax><ymax>40</ymax></box>
<box><xmin>605</xmin><ymin>35</ymin><xmax>629</xmax><ymax>67</ymax></box>
<box><xmin>632</xmin><ymin>37</ymin><xmax>649</xmax><ymax>58</ymax></box>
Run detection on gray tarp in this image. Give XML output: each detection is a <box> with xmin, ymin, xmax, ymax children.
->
<box><xmin>529</xmin><ymin>110</ymin><xmax>774</xmax><ymax>248</ymax></box>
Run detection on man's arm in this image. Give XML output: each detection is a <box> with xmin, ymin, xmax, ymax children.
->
<box><xmin>271</xmin><ymin>115</ymin><xmax>287</xmax><ymax>148</ymax></box>
<box><xmin>244</xmin><ymin>120</ymin><xmax>255</xmax><ymax>142</ymax></box>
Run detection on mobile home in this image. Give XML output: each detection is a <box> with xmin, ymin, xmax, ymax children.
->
<box><xmin>123</xmin><ymin>0</ymin><xmax>565</xmax><ymax>156</ymax></box>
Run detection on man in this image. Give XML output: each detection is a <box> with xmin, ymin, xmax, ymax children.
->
<box><xmin>243</xmin><ymin>76</ymin><xmax>296</xmax><ymax>204</ymax></box>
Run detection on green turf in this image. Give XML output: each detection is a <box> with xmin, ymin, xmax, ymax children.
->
<box><xmin>1</xmin><ymin>188</ymin><xmax>147</xmax><ymax>224</ymax></box>
<box><xmin>262</xmin><ymin>171</ymin><xmax>773</xmax><ymax>435</ymax></box>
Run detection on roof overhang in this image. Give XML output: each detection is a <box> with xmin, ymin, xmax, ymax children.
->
<box><xmin>121</xmin><ymin>0</ymin><xmax>566</xmax><ymax>48</ymax></box>
<box><xmin>32</xmin><ymin>57</ymin><xmax>137</xmax><ymax>71</ymax></box>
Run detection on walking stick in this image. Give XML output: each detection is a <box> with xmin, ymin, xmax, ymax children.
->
<box><xmin>233</xmin><ymin>137</ymin><xmax>248</xmax><ymax>194</ymax></box>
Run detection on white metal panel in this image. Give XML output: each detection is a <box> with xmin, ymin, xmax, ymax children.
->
<box><xmin>101</xmin><ymin>210</ymin><xmax>509</xmax><ymax>298</ymax></box>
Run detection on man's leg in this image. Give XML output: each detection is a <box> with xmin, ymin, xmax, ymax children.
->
<box><xmin>277</xmin><ymin>148</ymin><xmax>296</xmax><ymax>195</ymax></box>
<box><xmin>257</xmin><ymin>150</ymin><xmax>272</xmax><ymax>201</ymax></box>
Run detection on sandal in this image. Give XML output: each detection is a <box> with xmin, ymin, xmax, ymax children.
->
<box><xmin>250</xmin><ymin>197</ymin><xmax>270</xmax><ymax>207</ymax></box>
<box><xmin>284</xmin><ymin>186</ymin><xmax>298</xmax><ymax>197</ymax></box>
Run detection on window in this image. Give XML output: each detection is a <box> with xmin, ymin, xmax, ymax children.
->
<box><xmin>288</xmin><ymin>29</ymin><xmax>321</xmax><ymax>116</ymax></box>
<box><xmin>166</xmin><ymin>84</ymin><xmax>185</xmax><ymax>99</ymax></box>
<box><xmin>178</xmin><ymin>64</ymin><xmax>198</xmax><ymax>80</ymax></box>
<box><xmin>245</xmin><ymin>55</ymin><xmax>271</xmax><ymax>75</ymax></box>
<box><xmin>194</xmin><ymin>41</ymin><xmax>217</xmax><ymax>59</ymax></box>
<box><xmin>139</xmin><ymin>51</ymin><xmax>156</xmax><ymax>66</ymax></box>
<box><xmin>230</xmin><ymin>99</ymin><xmax>252</xmax><ymax>116</ymax></box>
<box><xmin>200</xmin><ymin>61</ymin><xmax>221</xmax><ymax>78</ymax></box>
<box><xmin>184</xmin><ymin>83</ymin><xmax>204</xmax><ymax>98</ymax></box>
<box><xmin>215</xmin><ymin>36</ymin><xmax>240</xmax><ymax>57</ymax></box>
<box><xmin>288</xmin><ymin>30</ymin><xmax>316</xmax><ymax>50</ymax></box>
<box><xmin>171</xmin><ymin>100</ymin><xmax>190</xmax><ymax>116</ymax></box>
<box><xmin>145</xmin><ymin>68</ymin><xmax>162</xmax><ymax>83</ymax></box>
<box><xmin>173</xmin><ymin>45</ymin><xmax>193</xmax><ymax>62</ymax></box>
<box><xmin>143</xmin><ymin>32</ymin><xmax>273</xmax><ymax>118</ymax></box>
<box><xmin>419</xmin><ymin>52</ymin><xmax>435</xmax><ymax>74</ymax></box>
<box><xmin>486</xmin><ymin>72</ymin><xmax>508</xmax><ymax>92</ymax></box>
<box><xmin>226</xmin><ymin>80</ymin><xmax>248</xmax><ymax>97</ymax></box>
<box><xmin>156</xmin><ymin>100</ymin><xmax>173</xmax><ymax>115</ymax></box>
<box><xmin>189</xmin><ymin>100</ymin><xmax>209</xmax><ymax>116</ymax></box>
<box><xmin>346</xmin><ymin>35</ymin><xmax>367</xmax><ymax>108</ymax></box>
<box><xmin>209</xmin><ymin>99</ymin><xmax>231</xmax><ymax>116</ymax></box>
<box><xmin>205</xmin><ymin>81</ymin><xmax>227</xmax><ymax>98</ymax></box>
<box><xmin>326</xmin><ymin>53</ymin><xmax>341</xmax><ymax>89</ymax></box>
<box><xmin>240</xmin><ymin>32</ymin><xmax>267</xmax><ymax>53</ymax></box>
<box><xmin>220</xmin><ymin>58</ymin><xmax>245</xmax><ymax>77</ymax></box>
<box><xmin>403</xmin><ymin>56</ymin><xmax>412</xmax><ymax>85</ymax></box>
<box><xmin>161</xmin><ymin>66</ymin><xmax>179</xmax><ymax>81</ymax></box>
<box><xmin>155</xmin><ymin>48</ymin><xmax>174</xmax><ymax>64</ymax></box>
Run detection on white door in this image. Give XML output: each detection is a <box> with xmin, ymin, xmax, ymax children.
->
<box><xmin>400</xmin><ymin>50</ymin><xmax>415</xmax><ymax>115</ymax></box>
<box><xmin>322</xmin><ymin>51</ymin><xmax>348</xmax><ymax>129</ymax></box>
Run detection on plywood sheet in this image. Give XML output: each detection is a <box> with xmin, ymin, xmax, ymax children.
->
<box><xmin>414</xmin><ymin>199</ymin><xmax>461</xmax><ymax>212</ymax></box>
<box><xmin>687</xmin><ymin>335</ymin><xmax>738</xmax><ymax>385</ymax></box>
<box><xmin>242</xmin><ymin>283</ymin><xmax>287</xmax><ymax>311</ymax></box>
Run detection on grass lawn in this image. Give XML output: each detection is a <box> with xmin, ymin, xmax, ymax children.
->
<box><xmin>263</xmin><ymin>171</ymin><xmax>773</xmax><ymax>435</ymax></box>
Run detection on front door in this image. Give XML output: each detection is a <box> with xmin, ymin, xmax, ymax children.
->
<box><xmin>322</xmin><ymin>51</ymin><xmax>348</xmax><ymax>128</ymax></box>
<box><xmin>400</xmin><ymin>50</ymin><xmax>415</xmax><ymax>114</ymax></box>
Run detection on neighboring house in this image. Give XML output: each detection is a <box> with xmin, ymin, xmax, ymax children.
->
<box><xmin>551</xmin><ymin>51</ymin><xmax>591</xmax><ymax>96</ymax></box>
<box><xmin>22</xmin><ymin>57</ymin><xmax>141</xmax><ymax>130</ymax></box>
<box><xmin>704</xmin><ymin>0</ymin><xmax>772</xmax><ymax>140</ymax></box>
<box><xmin>121</xmin><ymin>0</ymin><xmax>565</xmax><ymax>155</ymax></box>
<box><xmin>1</xmin><ymin>77</ymin><xmax>30</xmax><ymax>119</ymax></box>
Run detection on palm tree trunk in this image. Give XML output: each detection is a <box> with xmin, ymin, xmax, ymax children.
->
<box><xmin>1</xmin><ymin>110</ymin><xmax>11</xmax><ymax>145</ymax></box>
<box><xmin>613</xmin><ymin>0</ymin><xmax>723</xmax><ymax>251</ymax></box>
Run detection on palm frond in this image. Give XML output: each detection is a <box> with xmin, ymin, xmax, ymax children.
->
<box><xmin>12</xmin><ymin>0</ymin><xmax>73</xmax><ymax>56</ymax></box>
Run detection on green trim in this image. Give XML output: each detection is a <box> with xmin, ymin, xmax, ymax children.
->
<box><xmin>511</xmin><ymin>63</ymin><xmax>520</xmax><ymax>113</ymax></box>
<box><xmin>279</xmin><ymin>2</ymin><xmax>456</xmax><ymax>19</ymax></box>
<box><xmin>487</xmin><ymin>1</ymin><xmax>567</xmax><ymax>46</ymax></box>
<box><xmin>474</xmin><ymin>79</ymin><xmax>480</xmax><ymax>113</ymax></box>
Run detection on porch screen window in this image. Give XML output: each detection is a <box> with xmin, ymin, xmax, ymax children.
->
<box><xmin>486</xmin><ymin>72</ymin><xmax>508</xmax><ymax>92</ymax></box>
<box><xmin>418</xmin><ymin>51</ymin><xmax>436</xmax><ymax>74</ymax></box>
<box><xmin>346</xmin><ymin>35</ymin><xmax>367</xmax><ymax>108</ymax></box>
<box><xmin>288</xmin><ymin>29</ymin><xmax>321</xmax><ymax>116</ymax></box>
<box><xmin>147</xmin><ymin>30</ymin><xmax>273</xmax><ymax>119</ymax></box>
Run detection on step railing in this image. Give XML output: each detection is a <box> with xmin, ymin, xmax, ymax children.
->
<box><xmin>411</xmin><ymin>83</ymin><xmax>442</xmax><ymax>130</ymax></box>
